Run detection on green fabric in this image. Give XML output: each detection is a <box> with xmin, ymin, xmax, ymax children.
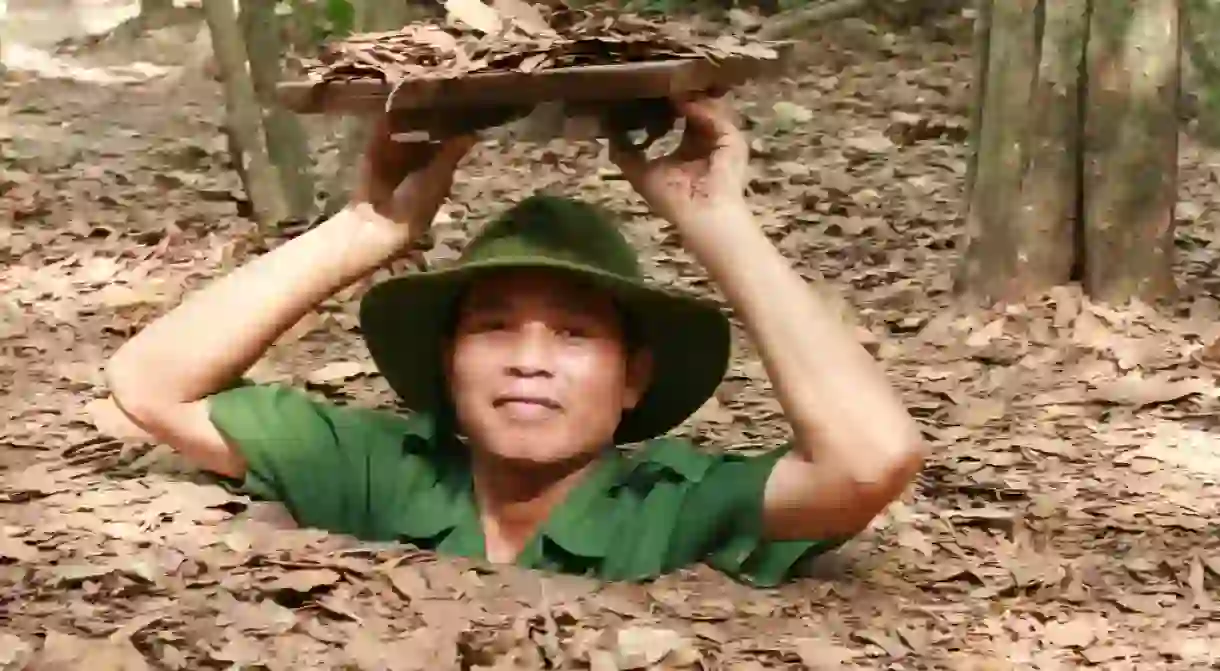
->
<box><xmin>208</xmin><ymin>384</ymin><xmax>841</xmax><ymax>587</ymax></box>
<box><xmin>358</xmin><ymin>193</ymin><xmax>732</xmax><ymax>445</ymax></box>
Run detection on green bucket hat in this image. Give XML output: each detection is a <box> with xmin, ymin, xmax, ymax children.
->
<box><xmin>358</xmin><ymin>193</ymin><xmax>732</xmax><ymax>445</ymax></box>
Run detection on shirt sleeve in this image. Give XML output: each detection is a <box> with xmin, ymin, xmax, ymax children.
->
<box><xmin>206</xmin><ymin>383</ymin><xmax>419</xmax><ymax>539</ymax></box>
<box><xmin>670</xmin><ymin>444</ymin><xmax>847</xmax><ymax>587</ymax></box>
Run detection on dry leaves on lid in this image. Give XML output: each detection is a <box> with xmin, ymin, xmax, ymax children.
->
<box><xmin>446</xmin><ymin>0</ymin><xmax>507</xmax><ymax>35</ymax></box>
<box><xmin>492</xmin><ymin>0</ymin><xmax>558</xmax><ymax>37</ymax></box>
<box><xmin>306</xmin><ymin>4</ymin><xmax>786</xmax><ymax>85</ymax></box>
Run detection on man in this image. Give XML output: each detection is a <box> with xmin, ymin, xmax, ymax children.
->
<box><xmin>106</xmin><ymin>94</ymin><xmax>926</xmax><ymax>587</ymax></box>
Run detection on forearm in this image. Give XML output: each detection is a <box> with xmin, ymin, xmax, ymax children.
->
<box><xmin>107</xmin><ymin>204</ymin><xmax>408</xmax><ymax>407</ymax></box>
<box><xmin>676</xmin><ymin>204</ymin><xmax>924</xmax><ymax>481</ymax></box>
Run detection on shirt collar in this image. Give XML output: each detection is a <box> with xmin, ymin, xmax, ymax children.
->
<box><xmin>391</xmin><ymin>432</ymin><xmax>630</xmax><ymax>563</ymax></box>
<box><xmin>532</xmin><ymin>448</ymin><xmax>629</xmax><ymax>559</ymax></box>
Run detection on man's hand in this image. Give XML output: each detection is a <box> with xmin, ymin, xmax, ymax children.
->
<box><xmin>353</xmin><ymin>116</ymin><xmax>478</xmax><ymax>242</ymax></box>
<box><xmin>608</xmin><ymin>93</ymin><xmax>749</xmax><ymax>228</ymax></box>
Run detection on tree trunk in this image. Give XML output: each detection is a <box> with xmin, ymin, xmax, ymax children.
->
<box><xmin>957</xmin><ymin>0</ymin><xmax>1087</xmax><ymax>303</ymax></box>
<box><xmin>1082</xmin><ymin>0</ymin><xmax>1180</xmax><ymax>303</ymax></box>
<box><xmin>963</xmin><ymin>0</ymin><xmax>991</xmax><ymax>204</ymax></box>
<box><xmin>1184</xmin><ymin>0</ymin><xmax>1220</xmax><ymax>145</ymax></box>
<box><xmin>957</xmin><ymin>0</ymin><xmax>1179</xmax><ymax>307</ymax></box>
<box><xmin>286</xmin><ymin>0</ymin><xmax>320</xmax><ymax>52</ymax></box>
<box><xmin>239</xmin><ymin>0</ymin><xmax>317</xmax><ymax>222</ymax></box>
<box><xmin>202</xmin><ymin>0</ymin><xmax>288</xmax><ymax>226</ymax></box>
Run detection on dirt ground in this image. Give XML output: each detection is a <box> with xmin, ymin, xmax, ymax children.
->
<box><xmin>2</xmin><ymin>11</ymin><xmax>1220</xmax><ymax>671</ymax></box>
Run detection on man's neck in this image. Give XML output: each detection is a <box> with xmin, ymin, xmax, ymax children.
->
<box><xmin>469</xmin><ymin>450</ymin><xmax>603</xmax><ymax>564</ymax></box>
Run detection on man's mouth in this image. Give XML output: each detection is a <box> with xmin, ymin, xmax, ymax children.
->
<box><xmin>492</xmin><ymin>395</ymin><xmax>561</xmax><ymax>410</ymax></box>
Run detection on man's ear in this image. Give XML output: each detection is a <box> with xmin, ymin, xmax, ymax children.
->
<box><xmin>622</xmin><ymin>348</ymin><xmax>654</xmax><ymax>411</ymax></box>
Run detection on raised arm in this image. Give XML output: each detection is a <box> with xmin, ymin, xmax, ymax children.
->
<box><xmin>610</xmin><ymin>94</ymin><xmax>927</xmax><ymax>541</ymax></box>
<box><xmin>105</xmin><ymin>123</ymin><xmax>476</xmax><ymax>478</ymax></box>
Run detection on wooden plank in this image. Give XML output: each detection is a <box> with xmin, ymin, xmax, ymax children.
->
<box><xmin>276</xmin><ymin>49</ymin><xmax>793</xmax><ymax>116</ymax></box>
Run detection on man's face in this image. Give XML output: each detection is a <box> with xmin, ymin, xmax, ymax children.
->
<box><xmin>444</xmin><ymin>268</ymin><xmax>652</xmax><ymax>465</ymax></box>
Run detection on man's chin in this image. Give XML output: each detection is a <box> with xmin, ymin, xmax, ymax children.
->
<box><xmin>475</xmin><ymin>434</ymin><xmax>600</xmax><ymax>468</ymax></box>
<box><xmin>481</xmin><ymin>444</ymin><xmax>587</xmax><ymax>466</ymax></box>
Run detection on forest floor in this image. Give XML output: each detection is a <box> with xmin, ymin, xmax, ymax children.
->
<box><xmin>3</xmin><ymin>9</ymin><xmax>1220</xmax><ymax>671</ymax></box>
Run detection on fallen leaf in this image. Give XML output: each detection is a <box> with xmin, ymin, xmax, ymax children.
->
<box><xmin>793</xmin><ymin>636</ymin><xmax>856</xmax><ymax>669</ymax></box>
<box><xmin>306</xmin><ymin>361</ymin><xmax>372</xmax><ymax>385</ymax></box>
<box><xmin>1081</xmin><ymin>645</ymin><xmax>1135</xmax><ymax>664</ymax></box>
<box><xmin>851</xmin><ymin>630</ymin><xmax>909</xmax><ymax>658</ymax></box>
<box><xmin>952</xmin><ymin>397</ymin><xmax>1005</xmax><ymax>427</ymax></box>
<box><xmin>210</xmin><ymin>633</ymin><xmax>263</xmax><ymax>666</ymax></box>
<box><xmin>492</xmin><ymin>0</ymin><xmax>557</xmax><ymax>36</ymax></box>
<box><xmin>0</xmin><ymin>530</ymin><xmax>38</xmax><ymax>562</ymax></box>
<box><xmin>386</xmin><ymin>564</ymin><xmax>429</xmax><ymax>601</ymax></box>
<box><xmin>844</xmin><ymin>131</ymin><xmax>895</xmax><ymax>155</ymax></box>
<box><xmin>895</xmin><ymin>527</ymin><xmax>933</xmax><ymax>557</ymax></box>
<box><xmin>1128</xmin><ymin>456</ymin><xmax>1160</xmax><ymax>474</ymax></box>
<box><xmin>269</xmin><ymin>569</ymin><xmax>341</xmax><ymax>593</ymax></box>
<box><xmin>94</xmin><ymin>283</ymin><xmax>165</xmax><ymax>309</ymax></box>
<box><xmin>315</xmin><ymin>594</ymin><xmax>363</xmax><ymax>622</ymax></box>
<box><xmin>444</xmin><ymin>0</ymin><xmax>504</xmax><ymax>34</ymax></box>
<box><xmin>1090</xmin><ymin>374</ymin><xmax>1207</xmax><ymax>407</ymax></box>
<box><xmin>614</xmin><ymin>627</ymin><xmax>686</xmax><ymax>669</ymax></box>
<box><xmin>1043</xmin><ymin>617</ymin><xmax>1097</xmax><ymax>649</ymax></box>
<box><xmin>0</xmin><ymin>633</ymin><xmax>33</xmax><ymax>670</ymax></box>
<box><xmin>280</xmin><ymin>310</ymin><xmax>326</xmax><ymax>344</ymax></box>
<box><xmin>589</xmin><ymin>650</ymin><xmax>618</xmax><ymax>671</ymax></box>
<box><xmin>947</xmin><ymin>506</ymin><xmax>1014</xmax><ymax>527</ymax></box>
<box><xmin>4</xmin><ymin>465</ymin><xmax>74</xmax><ymax>500</ymax></box>
<box><xmin>772</xmin><ymin>101</ymin><xmax>813</xmax><ymax>129</ymax></box>
<box><xmin>0</xmin><ymin>298</ymin><xmax>28</xmax><ymax>340</ymax></box>
<box><xmin>690</xmin><ymin>396</ymin><xmax>734</xmax><ymax>425</ymax></box>
<box><xmin>1189</xmin><ymin>555</ymin><xmax>1213</xmax><ymax>610</ymax></box>
<box><xmin>966</xmin><ymin>317</ymin><xmax>1005</xmax><ymax>347</ymax></box>
<box><xmin>32</xmin><ymin>629</ymin><xmax>151</xmax><ymax>671</ymax></box>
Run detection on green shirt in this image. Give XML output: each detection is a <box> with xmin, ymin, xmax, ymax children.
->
<box><xmin>207</xmin><ymin>384</ymin><xmax>842</xmax><ymax>586</ymax></box>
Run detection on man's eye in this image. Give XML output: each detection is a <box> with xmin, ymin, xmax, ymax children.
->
<box><xmin>557</xmin><ymin>326</ymin><xmax>589</xmax><ymax>339</ymax></box>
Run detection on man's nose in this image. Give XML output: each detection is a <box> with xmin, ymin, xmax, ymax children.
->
<box><xmin>504</xmin><ymin>324</ymin><xmax>555</xmax><ymax>377</ymax></box>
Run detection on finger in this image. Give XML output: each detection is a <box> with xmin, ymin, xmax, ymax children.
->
<box><xmin>365</xmin><ymin>114</ymin><xmax>397</xmax><ymax>157</ymax></box>
<box><xmin>607</xmin><ymin>130</ymin><xmax>647</xmax><ymax>178</ymax></box>
<box><xmin>435</xmin><ymin>134</ymin><xmax>479</xmax><ymax>167</ymax></box>
<box><xmin>675</xmin><ymin>96</ymin><xmax>738</xmax><ymax>137</ymax></box>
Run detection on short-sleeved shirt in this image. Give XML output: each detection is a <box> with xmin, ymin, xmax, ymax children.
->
<box><xmin>207</xmin><ymin>384</ymin><xmax>843</xmax><ymax>587</ymax></box>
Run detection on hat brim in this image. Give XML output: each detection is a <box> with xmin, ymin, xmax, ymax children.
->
<box><xmin>358</xmin><ymin>257</ymin><xmax>732</xmax><ymax>445</ymax></box>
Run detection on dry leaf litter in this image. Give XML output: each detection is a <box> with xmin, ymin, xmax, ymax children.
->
<box><xmin>2</xmin><ymin>9</ymin><xmax>1220</xmax><ymax>671</ymax></box>
<box><xmin>307</xmin><ymin>1</ymin><xmax>785</xmax><ymax>86</ymax></box>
